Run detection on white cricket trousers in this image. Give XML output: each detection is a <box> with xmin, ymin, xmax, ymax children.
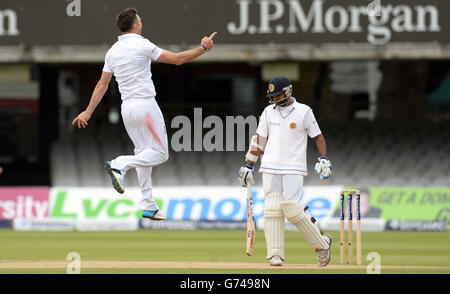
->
<box><xmin>262</xmin><ymin>173</ymin><xmax>304</xmax><ymax>203</ymax></box>
<box><xmin>261</xmin><ymin>173</ymin><xmax>304</xmax><ymax>260</ymax></box>
<box><xmin>111</xmin><ymin>98</ymin><xmax>169</xmax><ymax>211</ymax></box>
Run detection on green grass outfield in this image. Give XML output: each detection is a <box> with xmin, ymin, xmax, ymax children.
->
<box><xmin>0</xmin><ymin>230</ymin><xmax>449</xmax><ymax>274</ymax></box>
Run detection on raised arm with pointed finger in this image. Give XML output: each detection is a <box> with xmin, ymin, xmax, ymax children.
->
<box><xmin>157</xmin><ymin>32</ymin><xmax>217</xmax><ymax>65</ymax></box>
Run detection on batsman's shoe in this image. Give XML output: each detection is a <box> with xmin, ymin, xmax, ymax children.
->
<box><xmin>142</xmin><ymin>210</ymin><xmax>167</xmax><ymax>221</ymax></box>
<box><xmin>269</xmin><ymin>255</ymin><xmax>283</xmax><ymax>266</ymax></box>
<box><xmin>105</xmin><ymin>161</ymin><xmax>125</xmax><ymax>194</ymax></box>
<box><xmin>317</xmin><ymin>234</ymin><xmax>332</xmax><ymax>267</ymax></box>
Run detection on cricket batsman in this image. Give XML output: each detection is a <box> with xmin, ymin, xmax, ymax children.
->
<box><xmin>238</xmin><ymin>76</ymin><xmax>333</xmax><ymax>266</ymax></box>
<box><xmin>72</xmin><ymin>8</ymin><xmax>217</xmax><ymax>221</ymax></box>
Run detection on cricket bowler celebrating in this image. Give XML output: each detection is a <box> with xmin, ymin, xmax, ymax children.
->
<box><xmin>73</xmin><ymin>8</ymin><xmax>217</xmax><ymax>221</ymax></box>
<box><xmin>238</xmin><ymin>76</ymin><xmax>333</xmax><ymax>267</ymax></box>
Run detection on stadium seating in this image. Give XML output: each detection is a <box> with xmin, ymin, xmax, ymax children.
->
<box><xmin>50</xmin><ymin>120</ymin><xmax>449</xmax><ymax>187</ymax></box>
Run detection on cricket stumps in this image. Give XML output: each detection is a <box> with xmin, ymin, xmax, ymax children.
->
<box><xmin>340</xmin><ymin>189</ymin><xmax>362</xmax><ymax>266</ymax></box>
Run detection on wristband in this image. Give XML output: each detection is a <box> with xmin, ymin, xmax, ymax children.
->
<box><xmin>245</xmin><ymin>163</ymin><xmax>254</xmax><ymax>169</ymax></box>
<box><xmin>200</xmin><ymin>44</ymin><xmax>207</xmax><ymax>52</ymax></box>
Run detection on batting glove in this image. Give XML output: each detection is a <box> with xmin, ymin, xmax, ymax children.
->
<box><xmin>238</xmin><ymin>163</ymin><xmax>254</xmax><ymax>187</ymax></box>
<box><xmin>314</xmin><ymin>156</ymin><xmax>332</xmax><ymax>180</ymax></box>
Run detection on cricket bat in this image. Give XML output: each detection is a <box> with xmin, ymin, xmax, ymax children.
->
<box><xmin>246</xmin><ymin>181</ymin><xmax>256</xmax><ymax>256</ymax></box>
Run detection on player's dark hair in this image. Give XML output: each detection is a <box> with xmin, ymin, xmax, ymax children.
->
<box><xmin>116</xmin><ymin>8</ymin><xmax>138</xmax><ymax>32</ymax></box>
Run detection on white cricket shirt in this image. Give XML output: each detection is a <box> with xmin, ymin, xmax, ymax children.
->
<box><xmin>103</xmin><ymin>33</ymin><xmax>163</xmax><ymax>100</ymax></box>
<box><xmin>256</xmin><ymin>98</ymin><xmax>321</xmax><ymax>175</ymax></box>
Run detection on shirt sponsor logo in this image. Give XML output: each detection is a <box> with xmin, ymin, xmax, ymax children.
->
<box><xmin>289</xmin><ymin>122</ymin><xmax>296</xmax><ymax>129</ymax></box>
<box><xmin>269</xmin><ymin>121</ymin><xmax>280</xmax><ymax>127</ymax></box>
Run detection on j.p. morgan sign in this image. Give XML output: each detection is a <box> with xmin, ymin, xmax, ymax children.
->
<box><xmin>0</xmin><ymin>0</ymin><xmax>448</xmax><ymax>46</ymax></box>
<box><xmin>227</xmin><ymin>0</ymin><xmax>443</xmax><ymax>45</ymax></box>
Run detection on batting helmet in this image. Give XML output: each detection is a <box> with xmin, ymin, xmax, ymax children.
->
<box><xmin>266</xmin><ymin>76</ymin><xmax>293</xmax><ymax>107</ymax></box>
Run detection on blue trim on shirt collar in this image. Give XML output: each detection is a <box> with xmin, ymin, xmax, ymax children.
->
<box><xmin>278</xmin><ymin>107</ymin><xmax>295</xmax><ymax>119</ymax></box>
<box><xmin>277</xmin><ymin>98</ymin><xmax>296</xmax><ymax>119</ymax></box>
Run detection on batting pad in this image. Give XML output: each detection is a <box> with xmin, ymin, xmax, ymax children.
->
<box><xmin>280</xmin><ymin>201</ymin><xmax>329</xmax><ymax>250</ymax></box>
<box><xmin>264</xmin><ymin>193</ymin><xmax>285</xmax><ymax>260</ymax></box>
